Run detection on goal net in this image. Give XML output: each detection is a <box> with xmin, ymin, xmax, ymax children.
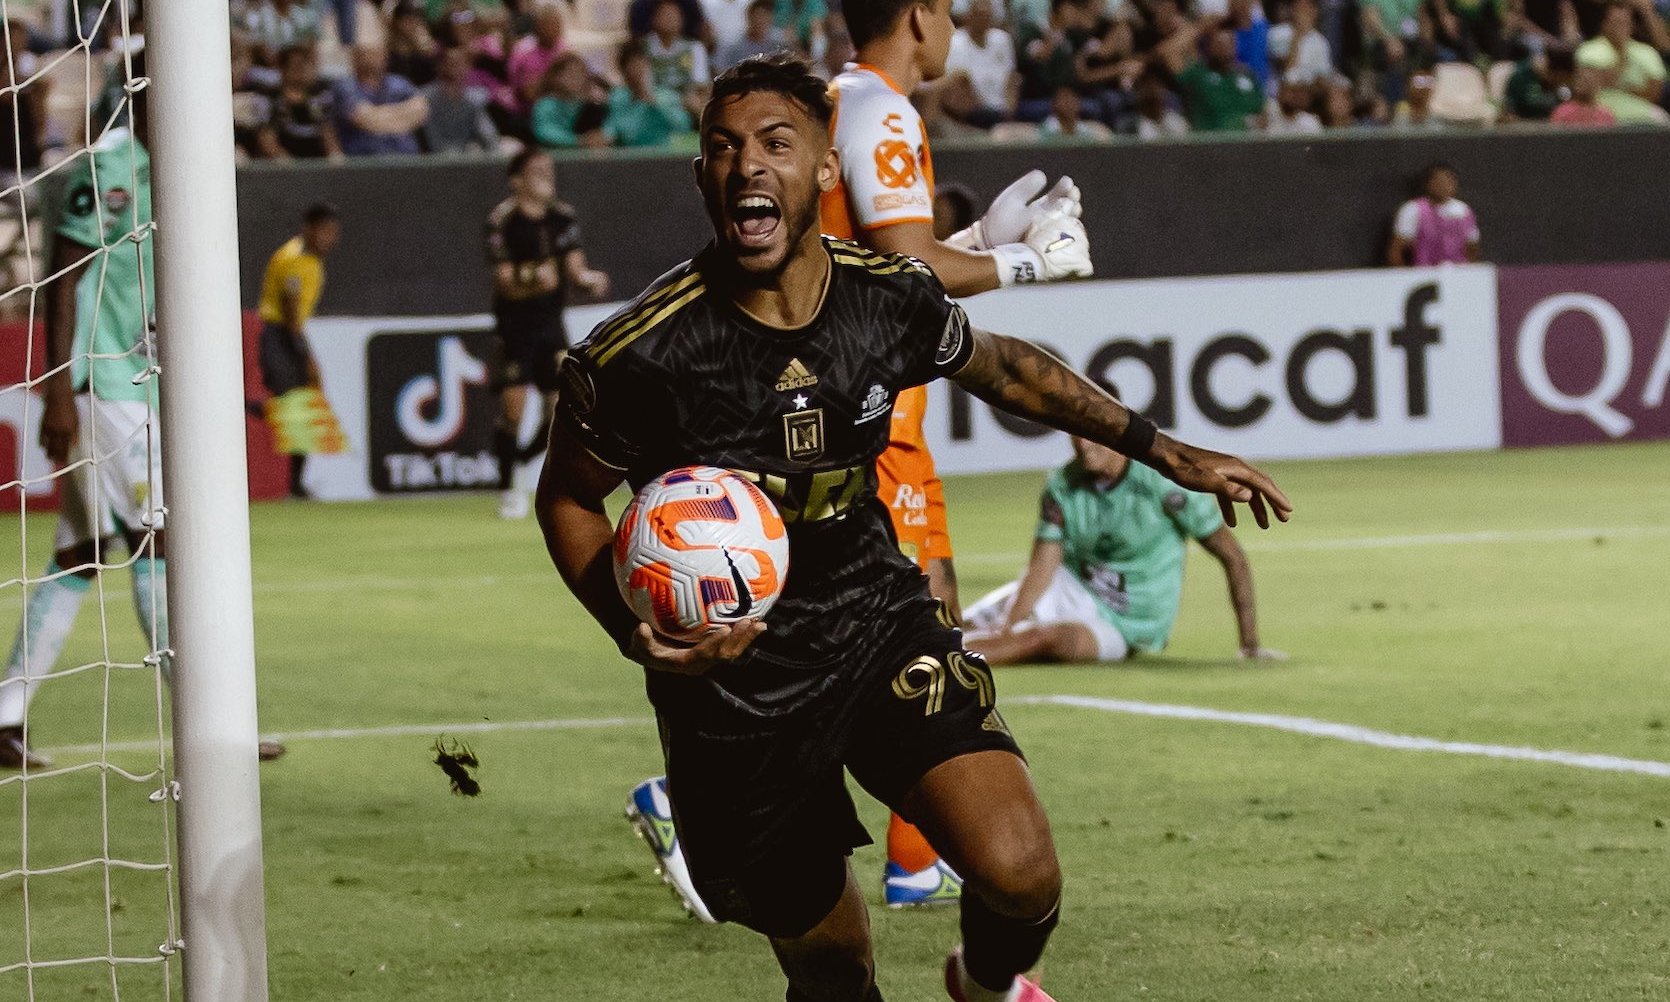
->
<box><xmin>1</xmin><ymin>2</ymin><xmax>182</xmax><ymax>998</ymax></box>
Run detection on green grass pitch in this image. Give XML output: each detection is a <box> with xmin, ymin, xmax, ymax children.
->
<box><xmin>3</xmin><ymin>442</ymin><xmax>1669</xmax><ymax>1000</ymax></box>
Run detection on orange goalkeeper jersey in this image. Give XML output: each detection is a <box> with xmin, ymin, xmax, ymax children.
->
<box><xmin>823</xmin><ymin>64</ymin><xmax>951</xmax><ymax>569</ymax></box>
<box><xmin>876</xmin><ymin>385</ymin><xmax>952</xmax><ymax>565</ymax></box>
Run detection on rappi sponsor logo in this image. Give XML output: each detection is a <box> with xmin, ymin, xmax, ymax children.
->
<box><xmin>1497</xmin><ymin>263</ymin><xmax>1670</xmax><ymax>446</ymax></box>
<box><xmin>366</xmin><ymin>329</ymin><xmax>501</xmax><ymax>492</ymax></box>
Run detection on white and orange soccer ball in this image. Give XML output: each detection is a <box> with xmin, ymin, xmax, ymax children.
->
<box><xmin>613</xmin><ymin>466</ymin><xmax>790</xmax><ymax>641</ymax></box>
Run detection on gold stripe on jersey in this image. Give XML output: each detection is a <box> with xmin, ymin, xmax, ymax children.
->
<box><xmin>826</xmin><ymin>237</ymin><xmax>880</xmax><ymax>259</ymax></box>
<box><xmin>585</xmin><ymin>271</ymin><xmax>704</xmax><ymax>365</ymax></box>
<box><xmin>831</xmin><ymin>252</ymin><xmax>929</xmax><ymax>278</ymax></box>
<box><xmin>593</xmin><ymin>279</ymin><xmax>707</xmax><ymax>367</ymax></box>
<box><xmin>828</xmin><ymin>239</ymin><xmax>930</xmax><ymax>278</ymax></box>
<box><xmin>586</xmin><ymin>270</ymin><xmax>701</xmax><ymax>357</ymax></box>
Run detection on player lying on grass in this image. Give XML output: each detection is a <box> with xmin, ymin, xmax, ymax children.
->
<box><xmin>536</xmin><ymin>56</ymin><xmax>1289</xmax><ymax>1002</ymax></box>
<box><xmin>626</xmin><ymin>0</ymin><xmax>1095</xmax><ymax>916</ymax></box>
<box><xmin>964</xmin><ymin>436</ymin><xmax>1287</xmax><ymax>666</ymax></box>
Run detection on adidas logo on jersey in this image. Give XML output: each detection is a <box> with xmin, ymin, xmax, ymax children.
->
<box><xmin>775</xmin><ymin>358</ymin><xmax>819</xmax><ymax>392</ymax></box>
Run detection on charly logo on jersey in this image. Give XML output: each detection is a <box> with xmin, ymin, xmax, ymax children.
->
<box><xmin>783</xmin><ymin>394</ymin><xmax>825</xmax><ymax>462</ymax></box>
<box><xmin>774</xmin><ymin>357</ymin><xmax>819</xmax><ymax>392</ymax></box>
<box><xmin>1163</xmin><ymin>490</ymin><xmax>1188</xmax><ymax>514</ymax></box>
<box><xmin>854</xmin><ymin>383</ymin><xmax>889</xmax><ymax>424</ymax></box>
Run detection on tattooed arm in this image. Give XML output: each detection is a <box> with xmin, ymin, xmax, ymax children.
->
<box><xmin>951</xmin><ymin>328</ymin><xmax>1293</xmax><ymax>528</ymax></box>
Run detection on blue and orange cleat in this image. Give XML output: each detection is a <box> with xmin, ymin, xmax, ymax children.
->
<box><xmin>884</xmin><ymin>857</ymin><xmax>963</xmax><ymax>908</ymax></box>
<box><xmin>625</xmin><ymin>776</ymin><xmax>716</xmax><ymax>923</ymax></box>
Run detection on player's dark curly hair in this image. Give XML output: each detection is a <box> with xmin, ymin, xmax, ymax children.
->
<box><xmin>706</xmin><ymin>55</ymin><xmax>833</xmax><ymax>128</ymax></box>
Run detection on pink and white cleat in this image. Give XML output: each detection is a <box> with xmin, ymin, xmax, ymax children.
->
<box><xmin>944</xmin><ymin>946</ymin><xmax>1058</xmax><ymax>1002</ymax></box>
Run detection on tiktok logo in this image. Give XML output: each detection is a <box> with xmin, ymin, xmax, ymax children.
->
<box><xmin>395</xmin><ymin>336</ymin><xmax>488</xmax><ymax>447</ymax></box>
<box><xmin>367</xmin><ymin>328</ymin><xmax>501</xmax><ymax>493</ymax></box>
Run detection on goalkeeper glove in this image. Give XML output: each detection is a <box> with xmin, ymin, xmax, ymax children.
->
<box><xmin>948</xmin><ymin>169</ymin><xmax>1083</xmax><ymax>251</ymax></box>
<box><xmin>990</xmin><ymin>209</ymin><xmax>1093</xmax><ymax>287</ymax></box>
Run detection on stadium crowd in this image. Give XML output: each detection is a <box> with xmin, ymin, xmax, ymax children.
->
<box><xmin>2</xmin><ymin>0</ymin><xmax>1667</xmax><ymax>176</ymax></box>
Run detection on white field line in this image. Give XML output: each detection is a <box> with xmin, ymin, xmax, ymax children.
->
<box><xmin>1011</xmin><ymin>694</ymin><xmax>1670</xmax><ymax>778</ymax></box>
<box><xmin>44</xmin><ymin>699</ymin><xmax>1670</xmax><ymax>780</ymax></box>
<box><xmin>1</xmin><ymin>524</ymin><xmax>1665</xmax><ymax>607</ymax></box>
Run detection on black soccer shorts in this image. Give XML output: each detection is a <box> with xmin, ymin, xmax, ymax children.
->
<box><xmin>258</xmin><ymin>322</ymin><xmax>310</xmax><ymax>397</ymax></box>
<box><xmin>646</xmin><ymin>593</ymin><xmax>1024</xmax><ymax>939</ymax></box>
<box><xmin>493</xmin><ymin>319</ymin><xmax>568</xmax><ymax>393</ymax></box>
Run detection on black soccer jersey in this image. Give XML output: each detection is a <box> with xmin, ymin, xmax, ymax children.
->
<box><xmin>557</xmin><ymin>237</ymin><xmax>975</xmax><ymax>713</ymax></box>
<box><xmin>484</xmin><ymin>198</ymin><xmax>582</xmax><ymax>335</ymax></box>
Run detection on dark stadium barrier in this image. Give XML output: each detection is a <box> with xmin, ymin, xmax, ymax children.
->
<box><xmin>235</xmin><ymin>128</ymin><xmax>1670</xmax><ymax>319</ymax></box>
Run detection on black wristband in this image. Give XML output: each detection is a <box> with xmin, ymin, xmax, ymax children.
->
<box><xmin>1113</xmin><ymin>412</ymin><xmax>1157</xmax><ymax>460</ymax></box>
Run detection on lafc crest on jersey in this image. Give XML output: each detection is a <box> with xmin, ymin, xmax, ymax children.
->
<box><xmin>783</xmin><ymin>406</ymin><xmax>825</xmax><ymax>462</ymax></box>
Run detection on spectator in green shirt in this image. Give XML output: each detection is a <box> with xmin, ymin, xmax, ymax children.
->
<box><xmin>773</xmin><ymin>0</ymin><xmax>828</xmax><ymax>55</ymax></box>
<box><xmin>1500</xmin><ymin>44</ymin><xmax>1573</xmax><ymax>121</ymax></box>
<box><xmin>1575</xmin><ymin>0</ymin><xmax>1670</xmax><ymax>124</ymax></box>
<box><xmin>1159</xmin><ymin>21</ymin><xmax>1265</xmax><ymax>132</ymax></box>
<box><xmin>604</xmin><ymin>40</ymin><xmax>694</xmax><ymax>146</ymax></box>
<box><xmin>1016</xmin><ymin>0</ymin><xmax>1091</xmax><ymax>121</ymax></box>
<box><xmin>1359</xmin><ymin>0</ymin><xmax>1422</xmax><ymax>65</ymax></box>
<box><xmin>529</xmin><ymin>52</ymin><xmax>609</xmax><ymax>148</ymax></box>
<box><xmin>1357</xmin><ymin>0</ymin><xmax>1439</xmax><ymax>102</ymax></box>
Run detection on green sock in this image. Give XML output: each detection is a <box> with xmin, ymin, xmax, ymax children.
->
<box><xmin>132</xmin><ymin>557</ymin><xmax>170</xmax><ymax>681</ymax></box>
<box><xmin>2</xmin><ymin>560</ymin><xmax>92</xmax><ymax>727</ymax></box>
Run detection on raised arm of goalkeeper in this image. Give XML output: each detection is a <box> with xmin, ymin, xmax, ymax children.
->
<box><xmin>865</xmin><ymin>170</ymin><xmax>1091</xmax><ymax>297</ymax></box>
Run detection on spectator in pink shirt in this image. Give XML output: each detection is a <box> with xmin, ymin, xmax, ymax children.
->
<box><xmin>450</xmin><ymin>10</ymin><xmax>520</xmax><ymax>126</ymax></box>
<box><xmin>509</xmin><ymin>1</ymin><xmax>572</xmax><ymax>111</ymax></box>
<box><xmin>1551</xmin><ymin>65</ymin><xmax>1619</xmax><ymax>126</ymax></box>
<box><xmin>1387</xmin><ymin>163</ymin><xmax>1481</xmax><ymax>267</ymax></box>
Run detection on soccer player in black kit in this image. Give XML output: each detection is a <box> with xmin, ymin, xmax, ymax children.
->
<box><xmin>486</xmin><ymin>148</ymin><xmax>610</xmax><ymax>519</ymax></box>
<box><xmin>536</xmin><ymin>57</ymin><xmax>1291</xmax><ymax>1002</ymax></box>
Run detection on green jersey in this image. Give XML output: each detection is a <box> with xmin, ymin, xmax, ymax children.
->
<box><xmin>57</xmin><ymin>127</ymin><xmax>154</xmax><ymax>404</ymax></box>
<box><xmin>1035</xmin><ymin>460</ymin><xmax>1223</xmax><ymax>652</ymax></box>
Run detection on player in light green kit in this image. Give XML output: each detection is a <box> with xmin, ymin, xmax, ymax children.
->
<box><xmin>0</xmin><ymin>80</ymin><xmax>282</xmax><ymax>768</ymax></box>
<box><xmin>964</xmin><ymin>437</ymin><xmax>1286</xmax><ymax>666</ymax></box>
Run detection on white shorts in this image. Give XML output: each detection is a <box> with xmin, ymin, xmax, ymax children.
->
<box><xmin>964</xmin><ymin>565</ymin><xmax>1130</xmax><ymax>662</ymax></box>
<box><xmin>54</xmin><ymin>396</ymin><xmax>165</xmax><ymax>551</ymax></box>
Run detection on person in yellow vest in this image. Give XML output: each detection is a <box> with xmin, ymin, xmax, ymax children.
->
<box><xmin>257</xmin><ymin>202</ymin><xmax>342</xmax><ymax>499</ymax></box>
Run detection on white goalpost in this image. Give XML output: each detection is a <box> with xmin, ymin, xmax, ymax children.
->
<box><xmin>148</xmin><ymin>0</ymin><xmax>271</xmax><ymax>997</ymax></box>
<box><xmin>0</xmin><ymin>1</ymin><xmax>270</xmax><ymax>999</ymax></box>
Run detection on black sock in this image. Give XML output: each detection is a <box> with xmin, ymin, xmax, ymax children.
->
<box><xmin>960</xmin><ymin>892</ymin><xmax>1061</xmax><ymax>993</ymax></box>
<box><xmin>493</xmin><ymin>428</ymin><xmax>519</xmax><ymax>491</ymax></box>
<box><xmin>288</xmin><ymin>454</ymin><xmax>308</xmax><ymax>498</ymax></box>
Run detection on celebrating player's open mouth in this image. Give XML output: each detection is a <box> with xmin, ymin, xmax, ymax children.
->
<box><xmin>730</xmin><ymin>192</ymin><xmax>781</xmax><ymax>250</ymax></box>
